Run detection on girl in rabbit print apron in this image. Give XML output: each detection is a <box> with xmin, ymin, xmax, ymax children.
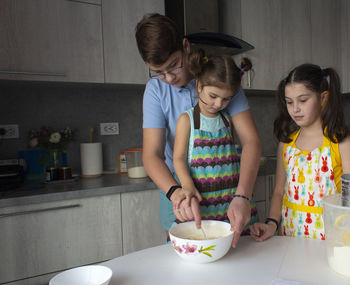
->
<box><xmin>249</xmin><ymin>63</ymin><xmax>350</xmax><ymax>243</ymax></box>
<box><xmin>281</xmin><ymin>130</ymin><xmax>341</xmax><ymax>239</ymax></box>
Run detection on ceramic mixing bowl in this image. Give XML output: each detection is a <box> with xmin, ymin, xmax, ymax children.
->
<box><xmin>49</xmin><ymin>265</ymin><xmax>112</xmax><ymax>285</ymax></box>
<box><xmin>169</xmin><ymin>220</ymin><xmax>234</xmax><ymax>263</ymax></box>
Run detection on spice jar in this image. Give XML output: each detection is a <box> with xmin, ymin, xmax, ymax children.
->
<box><xmin>58</xmin><ymin>166</ymin><xmax>72</xmax><ymax>180</ymax></box>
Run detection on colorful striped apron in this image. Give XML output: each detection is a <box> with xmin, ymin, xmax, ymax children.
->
<box><xmin>179</xmin><ymin>105</ymin><xmax>258</xmax><ymax>233</ymax></box>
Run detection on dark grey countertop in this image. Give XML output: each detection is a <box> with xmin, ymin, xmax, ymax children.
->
<box><xmin>0</xmin><ymin>157</ymin><xmax>276</xmax><ymax>209</ymax></box>
<box><xmin>0</xmin><ymin>173</ymin><xmax>156</xmax><ymax>208</ymax></box>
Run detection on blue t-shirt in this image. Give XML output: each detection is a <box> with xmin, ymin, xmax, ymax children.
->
<box><xmin>143</xmin><ymin>78</ymin><xmax>249</xmax><ymax>173</ymax></box>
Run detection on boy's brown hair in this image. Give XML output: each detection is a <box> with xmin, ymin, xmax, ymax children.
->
<box><xmin>135</xmin><ymin>13</ymin><xmax>183</xmax><ymax>66</ymax></box>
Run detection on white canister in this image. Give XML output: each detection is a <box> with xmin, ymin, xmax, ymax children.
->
<box><xmin>80</xmin><ymin>142</ymin><xmax>103</xmax><ymax>178</ymax></box>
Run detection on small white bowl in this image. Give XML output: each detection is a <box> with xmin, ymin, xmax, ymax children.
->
<box><xmin>169</xmin><ymin>220</ymin><xmax>234</xmax><ymax>263</ymax></box>
<box><xmin>49</xmin><ymin>265</ymin><xmax>112</xmax><ymax>285</ymax></box>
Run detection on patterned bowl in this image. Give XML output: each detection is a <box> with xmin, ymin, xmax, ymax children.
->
<box><xmin>169</xmin><ymin>220</ymin><xmax>234</xmax><ymax>263</ymax></box>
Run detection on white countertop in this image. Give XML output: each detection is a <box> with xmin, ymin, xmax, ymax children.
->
<box><xmin>102</xmin><ymin>236</ymin><xmax>350</xmax><ymax>285</ymax></box>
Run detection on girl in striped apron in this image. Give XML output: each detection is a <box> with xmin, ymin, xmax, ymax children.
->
<box><xmin>173</xmin><ymin>49</ymin><xmax>259</xmax><ymax>235</ymax></box>
<box><xmin>250</xmin><ymin>63</ymin><xmax>350</xmax><ymax>242</ymax></box>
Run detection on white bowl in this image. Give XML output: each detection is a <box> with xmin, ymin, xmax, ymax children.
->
<box><xmin>169</xmin><ymin>220</ymin><xmax>234</xmax><ymax>263</ymax></box>
<box><xmin>49</xmin><ymin>265</ymin><xmax>112</xmax><ymax>285</ymax></box>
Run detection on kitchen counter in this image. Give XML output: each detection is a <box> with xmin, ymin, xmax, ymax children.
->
<box><xmin>0</xmin><ymin>173</ymin><xmax>156</xmax><ymax>208</ymax></box>
<box><xmin>101</xmin><ymin>236</ymin><xmax>350</xmax><ymax>285</ymax></box>
<box><xmin>0</xmin><ymin>156</ymin><xmax>276</xmax><ymax>208</ymax></box>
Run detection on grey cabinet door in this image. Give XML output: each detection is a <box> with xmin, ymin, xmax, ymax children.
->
<box><xmin>0</xmin><ymin>0</ymin><xmax>104</xmax><ymax>82</ymax></box>
<box><xmin>121</xmin><ymin>189</ymin><xmax>166</xmax><ymax>254</ymax></box>
<box><xmin>281</xmin><ymin>0</ymin><xmax>312</xmax><ymax>74</ymax></box>
<box><xmin>0</xmin><ymin>195</ymin><xmax>122</xmax><ymax>284</ymax></box>
<box><xmin>102</xmin><ymin>0</ymin><xmax>164</xmax><ymax>84</ymax></box>
<box><xmin>240</xmin><ymin>0</ymin><xmax>283</xmax><ymax>90</ymax></box>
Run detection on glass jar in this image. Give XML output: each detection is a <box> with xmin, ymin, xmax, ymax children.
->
<box><xmin>324</xmin><ymin>194</ymin><xmax>350</xmax><ymax>278</ymax></box>
<box><xmin>125</xmin><ymin>148</ymin><xmax>148</xmax><ymax>178</ymax></box>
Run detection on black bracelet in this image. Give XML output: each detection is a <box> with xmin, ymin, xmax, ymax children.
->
<box><xmin>265</xmin><ymin>217</ymin><xmax>279</xmax><ymax>232</ymax></box>
<box><xmin>232</xmin><ymin>194</ymin><xmax>250</xmax><ymax>201</ymax></box>
<box><xmin>166</xmin><ymin>185</ymin><xmax>182</xmax><ymax>201</ymax></box>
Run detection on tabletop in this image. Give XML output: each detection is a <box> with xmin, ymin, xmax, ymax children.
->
<box><xmin>102</xmin><ymin>236</ymin><xmax>350</xmax><ymax>285</ymax></box>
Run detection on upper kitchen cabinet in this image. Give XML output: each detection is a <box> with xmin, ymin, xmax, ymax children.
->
<box><xmin>0</xmin><ymin>0</ymin><xmax>104</xmax><ymax>83</ymax></box>
<box><xmin>310</xmin><ymin>0</ymin><xmax>341</xmax><ymax>72</ymax></box>
<box><xmin>340</xmin><ymin>0</ymin><xmax>350</xmax><ymax>93</ymax></box>
<box><xmin>222</xmin><ymin>0</ymin><xmax>344</xmax><ymax>91</ymax></box>
<box><xmin>240</xmin><ymin>0</ymin><xmax>284</xmax><ymax>90</ymax></box>
<box><xmin>68</xmin><ymin>0</ymin><xmax>101</xmax><ymax>4</ymax></box>
<box><xmin>280</xmin><ymin>0</ymin><xmax>312</xmax><ymax>74</ymax></box>
<box><xmin>102</xmin><ymin>0</ymin><xmax>164</xmax><ymax>84</ymax></box>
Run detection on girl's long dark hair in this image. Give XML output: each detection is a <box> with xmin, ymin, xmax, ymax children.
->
<box><xmin>274</xmin><ymin>63</ymin><xmax>348</xmax><ymax>143</ymax></box>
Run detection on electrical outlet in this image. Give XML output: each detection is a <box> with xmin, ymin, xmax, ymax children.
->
<box><xmin>0</xmin><ymin>124</ymin><xmax>19</xmax><ymax>139</ymax></box>
<box><xmin>100</xmin><ymin>122</ymin><xmax>119</xmax><ymax>135</ymax></box>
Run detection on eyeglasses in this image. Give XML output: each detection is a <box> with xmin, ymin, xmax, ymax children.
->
<box><xmin>148</xmin><ymin>55</ymin><xmax>183</xmax><ymax>80</ymax></box>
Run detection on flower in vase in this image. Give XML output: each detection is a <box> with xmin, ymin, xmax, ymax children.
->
<box><xmin>49</xmin><ymin>132</ymin><xmax>61</xmax><ymax>144</ymax></box>
<box><xmin>28</xmin><ymin>126</ymin><xmax>75</xmax><ymax>152</ymax></box>
<box><xmin>28</xmin><ymin>137</ymin><xmax>38</xmax><ymax>148</ymax></box>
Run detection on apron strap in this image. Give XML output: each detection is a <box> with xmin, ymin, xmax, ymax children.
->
<box><xmin>193</xmin><ymin>104</ymin><xmax>201</xmax><ymax>129</ymax></box>
<box><xmin>193</xmin><ymin>104</ymin><xmax>231</xmax><ymax>129</ymax></box>
<box><xmin>219</xmin><ymin>111</ymin><xmax>230</xmax><ymax>128</ymax></box>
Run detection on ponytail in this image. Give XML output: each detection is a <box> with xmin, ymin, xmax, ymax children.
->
<box><xmin>321</xmin><ymin>68</ymin><xmax>348</xmax><ymax>142</ymax></box>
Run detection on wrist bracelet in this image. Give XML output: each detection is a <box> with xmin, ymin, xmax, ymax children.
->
<box><xmin>166</xmin><ymin>185</ymin><xmax>182</xmax><ymax>201</ymax></box>
<box><xmin>232</xmin><ymin>194</ymin><xmax>250</xmax><ymax>201</ymax></box>
<box><xmin>265</xmin><ymin>217</ymin><xmax>279</xmax><ymax>232</ymax></box>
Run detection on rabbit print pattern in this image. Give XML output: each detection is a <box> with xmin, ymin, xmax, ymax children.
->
<box><xmin>281</xmin><ymin>131</ymin><xmax>337</xmax><ymax>240</ymax></box>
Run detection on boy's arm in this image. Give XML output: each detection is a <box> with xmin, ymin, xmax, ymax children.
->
<box><xmin>173</xmin><ymin>113</ymin><xmax>202</xmax><ymax>207</ymax></box>
<box><xmin>142</xmin><ymin>128</ymin><xmax>180</xmax><ymax>194</ymax></box>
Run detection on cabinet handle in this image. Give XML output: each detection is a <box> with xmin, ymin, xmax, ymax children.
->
<box><xmin>0</xmin><ymin>204</ymin><xmax>81</xmax><ymax>218</ymax></box>
<box><xmin>0</xmin><ymin>70</ymin><xmax>66</xmax><ymax>77</ymax></box>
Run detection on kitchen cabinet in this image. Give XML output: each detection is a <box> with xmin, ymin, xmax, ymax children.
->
<box><xmin>240</xmin><ymin>0</ymin><xmax>283</xmax><ymax>90</ymax></box>
<box><xmin>222</xmin><ymin>0</ymin><xmax>343</xmax><ymax>91</ymax></box>
<box><xmin>0</xmin><ymin>194</ymin><xmax>122</xmax><ymax>284</ymax></box>
<box><xmin>310</xmin><ymin>0</ymin><xmax>342</xmax><ymax>73</ymax></box>
<box><xmin>68</xmin><ymin>0</ymin><xmax>101</xmax><ymax>4</ymax></box>
<box><xmin>340</xmin><ymin>0</ymin><xmax>350</xmax><ymax>93</ymax></box>
<box><xmin>121</xmin><ymin>189</ymin><xmax>166</xmax><ymax>254</ymax></box>
<box><xmin>102</xmin><ymin>0</ymin><xmax>164</xmax><ymax>84</ymax></box>
<box><xmin>280</xmin><ymin>0</ymin><xmax>312</xmax><ymax>73</ymax></box>
<box><xmin>0</xmin><ymin>188</ymin><xmax>165</xmax><ymax>284</ymax></box>
<box><xmin>0</xmin><ymin>0</ymin><xmax>104</xmax><ymax>83</ymax></box>
<box><xmin>253</xmin><ymin>175</ymin><xmax>275</xmax><ymax>222</ymax></box>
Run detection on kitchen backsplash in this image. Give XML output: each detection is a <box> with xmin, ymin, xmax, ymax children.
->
<box><xmin>1</xmin><ymin>80</ymin><xmax>350</xmax><ymax>175</ymax></box>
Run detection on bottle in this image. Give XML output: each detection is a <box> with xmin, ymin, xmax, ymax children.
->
<box><xmin>119</xmin><ymin>152</ymin><xmax>127</xmax><ymax>174</ymax></box>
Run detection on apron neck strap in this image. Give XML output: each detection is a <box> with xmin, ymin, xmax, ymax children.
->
<box><xmin>193</xmin><ymin>104</ymin><xmax>230</xmax><ymax>129</ymax></box>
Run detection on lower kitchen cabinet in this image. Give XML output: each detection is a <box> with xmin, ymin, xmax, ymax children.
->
<box><xmin>0</xmin><ymin>194</ymin><xmax>123</xmax><ymax>284</ymax></box>
<box><xmin>121</xmin><ymin>189</ymin><xmax>166</xmax><ymax>255</ymax></box>
<box><xmin>0</xmin><ymin>189</ymin><xmax>166</xmax><ymax>284</ymax></box>
<box><xmin>253</xmin><ymin>175</ymin><xmax>275</xmax><ymax>222</ymax></box>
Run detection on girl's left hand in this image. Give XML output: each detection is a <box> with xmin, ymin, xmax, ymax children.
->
<box><xmin>250</xmin><ymin>222</ymin><xmax>276</xmax><ymax>242</ymax></box>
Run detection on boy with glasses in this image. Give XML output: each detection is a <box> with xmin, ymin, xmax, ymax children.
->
<box><xmin>135</xmin><ymin>13</ymin><xmax>261</xmax><ymax>247</ymax></box>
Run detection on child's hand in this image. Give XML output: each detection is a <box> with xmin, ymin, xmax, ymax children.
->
<box><xmin>173</xmin><ymin>196</ymin><xmax>202</xmax><ymax>229</ymax></box>
<box><xmin>249</xmin><ymin>222</ymin><xmax>276</xmax><ymax>242</ymax></box>
<box><xmin>182</xmin><ymin>185</ymin><xmax>202</xmax><ymax>207</ymax></box>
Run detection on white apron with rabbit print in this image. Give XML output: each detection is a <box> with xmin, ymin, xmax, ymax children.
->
<box><xmin>281</xmin><ymin>130</ymin><xmax>338</xmax><ymax>240</ymax></box>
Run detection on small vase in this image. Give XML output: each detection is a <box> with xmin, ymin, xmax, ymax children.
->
<box><xmin>48</xmin><ymin>149</ymin><xmax>62</xmax><ymax>168</ymax></box>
